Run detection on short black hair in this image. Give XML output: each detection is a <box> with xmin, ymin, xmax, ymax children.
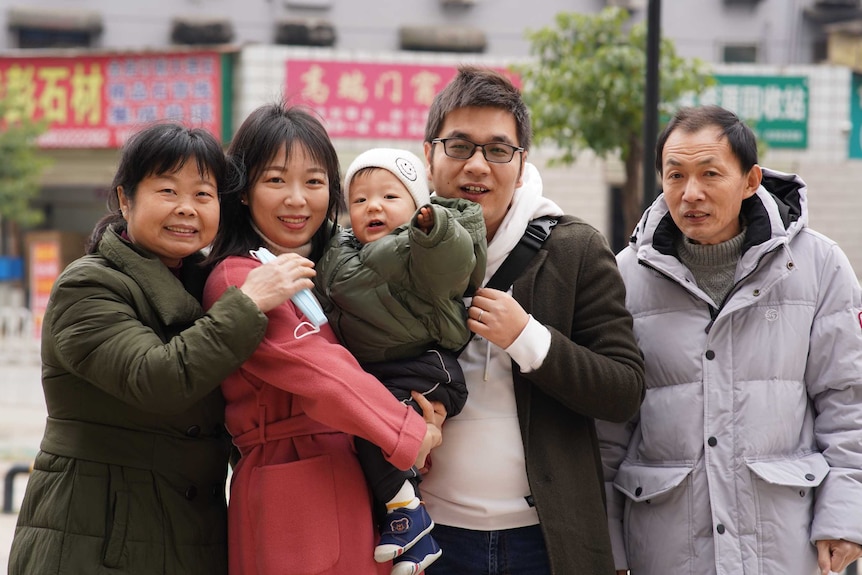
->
<box><xmin>656</xmin><ymin>105</ymin><xmax>758</xmax><ymax>175</ymax></box>
<box><xmin>87</xmin><ymin>122</ymin><xmax>227</xmax><ymax>253</ymax></box>
<box><xmin>424</xmin><ymin>65</ymin><xmax>532</xmax><ymax>151</ymax></box>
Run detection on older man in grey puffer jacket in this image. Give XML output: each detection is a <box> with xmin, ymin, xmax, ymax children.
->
<box><xmin>602</xmin><ymin>105</ymin><xmax>862</xmax><ymax>575</ymax></box>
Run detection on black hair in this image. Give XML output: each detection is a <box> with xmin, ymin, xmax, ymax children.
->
<box><xmin>655</xmin><ymin>105</ymin><xmax>758</xmax><ymax>176</ymax></box>
<box><xmin>424</xmin><ymin>65</ymin><xmax>532</xmax><ymax>151</ymax></box>
<box><xmin>206</xmin><ymin>102</ymin><xmax>342</xmax><ymax>265</ymax></box>
<box><xmin>86</xmin><ymin>122</ymin><xmax>228</xmax><ymax>253</ymax></box>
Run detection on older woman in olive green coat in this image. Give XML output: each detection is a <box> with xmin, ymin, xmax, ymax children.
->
<box><xmin>8</xmin><ymin>123</ymin><xmax>312</xmax><ymax>575</ymax></box>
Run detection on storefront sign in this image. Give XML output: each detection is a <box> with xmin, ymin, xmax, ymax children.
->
<box><xmin>28</xmin><ymin>240</ymin><xmax>60</xmax><ymax>337</ymax></box>
<box><xmin>286</xmin><ymin>60</ymin><xmax>517</xmax><ymax>139</ymax></box>
<box><xmin>0</xmin><ymin>52</ymin><xmax>223</xmax><ymax>148</ymax></box>
<box><xmin>681</xmin><ymin>74</ymin><xmax>809</xmax><ymax>149</ymax></box>
<box><xmin>851</xmin><ymin>73</ymin><xmax>862</xmax><ymax>159</ymax></box>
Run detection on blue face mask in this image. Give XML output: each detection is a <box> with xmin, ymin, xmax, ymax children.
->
<box><xmin>249</xmin><ymin>247</ymin><xmax>329</xmax><ymax>337</ymax></box>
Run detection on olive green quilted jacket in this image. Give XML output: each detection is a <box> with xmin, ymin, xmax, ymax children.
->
<box><xmin>9</xmin><ymin>227</ymin><xmax>267</xmax><ymax>575</ymax></box>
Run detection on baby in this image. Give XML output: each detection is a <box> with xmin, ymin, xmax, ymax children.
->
<box><xmin>314</xmin><ymin>148</ymin><xmax>486</xmax><ymax>575</ymax></box>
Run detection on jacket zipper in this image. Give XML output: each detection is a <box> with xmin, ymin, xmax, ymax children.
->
<box><xmin>638</xmin><ymin>243</ymin><xmax>786</xmax><ymax>334</ymax></box>
<box><xmin>705</xmin><ymin>244</ymin><xmax>785</xmax><ymax>333</ymax></box>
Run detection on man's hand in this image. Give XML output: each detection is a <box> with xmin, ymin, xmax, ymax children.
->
<box><xmin>467</xmin><ymin>287</ymin><xmax>530</xmax><ymax>349</ymax></box>
<box><xmin>816</xmin><ymin>539</ymin><xmax>862</xmax><ymax>575</ymax></box>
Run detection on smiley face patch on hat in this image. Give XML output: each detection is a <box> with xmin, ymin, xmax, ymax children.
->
<box><xmin>343</xmin><ymin>148</ymin><xmax>430</xmax><ymax>208</ymax></box>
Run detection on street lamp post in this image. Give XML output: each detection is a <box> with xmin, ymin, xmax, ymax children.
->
<box><xmin>642</xmin><ymin>0</ymin><xmax>661</xmax><ymax>212</ymax></box>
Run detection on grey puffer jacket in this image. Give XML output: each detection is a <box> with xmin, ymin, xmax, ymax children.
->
<box><xmin>607</xmin><ymin>168</ymin><xmax>862</xmax><ymax>575</ymax></box>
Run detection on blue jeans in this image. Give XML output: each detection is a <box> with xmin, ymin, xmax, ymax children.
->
<box><xmin>426</xmin><ymin>524</ymin><xmax>551</xmax><ymax>575</ymax></box>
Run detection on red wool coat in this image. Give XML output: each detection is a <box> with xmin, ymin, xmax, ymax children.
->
<box><xmin>204</xmin><ymin>256</ymin><xmax>427</xmax><ymax>575</ymax></box>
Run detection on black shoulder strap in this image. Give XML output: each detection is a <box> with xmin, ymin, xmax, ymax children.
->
<box><xmin>484</xmin><ymin>215</ymin><xmax>558</xmax><ymax>292</ymax></box>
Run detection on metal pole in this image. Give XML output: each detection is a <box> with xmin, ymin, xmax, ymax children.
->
<box><xmin>3</xmin><ymin>463</ymin><xmax>31</xmax><ymax>513</ymax></box>
<box><xmin>642</xmin><ymin>0</ymin><xmax>662</xmax><ymax>212</ymax></box>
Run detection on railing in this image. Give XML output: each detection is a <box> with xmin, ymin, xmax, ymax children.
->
<box><xmin>0</xmin><ymin>307</ymin><xmax>39</xmax><ymax>364</ymax></box>
<box><xmin>2</xmin><ymin>463</ymin><xmax>31</xmax><ymax>514</ymax></box>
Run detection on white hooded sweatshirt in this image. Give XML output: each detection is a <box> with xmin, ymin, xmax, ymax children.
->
<box><xmin>422</xmin><ymin>163</ymin><xmax>563</xmax><ymax>529</ymax></box>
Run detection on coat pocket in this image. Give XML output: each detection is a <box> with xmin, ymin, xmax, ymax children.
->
<box><xmin>615</xmin><ymin>461</ymin><xmax>697</xmax><ymax>574</ymax></box>
<box><xmin>102</xmin><ymin>465</ymin><xmax>130</xmax><ymax>568</ymax></box>
<box><xmin>745</xmin><ymin>451</ymin><xmax>829</xmax><ymax>488</ymax></box>
<box><xmin>249</xmin><ymin>455</ymin><xmax>339</xmax><ymax>575</ymax></box>
<box><xmin>743</xmin><ymin>452</ymin><xmax>826</xmax><ymax>573</ymax></box>
<box><xmin>615</xmin><ymin>461</ymin><xmax>695</xmax><ymax>503</ymax></box>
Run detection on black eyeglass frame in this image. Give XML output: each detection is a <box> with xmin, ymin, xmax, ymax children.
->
<box><xmin>431</xmin><ymin>137</ymin><xmax>525</xmax><ymax>164</ymax></box>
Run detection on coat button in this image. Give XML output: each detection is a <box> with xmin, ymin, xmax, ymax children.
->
<box><xmin>805</xmin><ymin>473</ymin><xmax>816</xmax><ymax>481</ymax></box>
<box><xmin>753</xmin><ymin>289</ymin><xmax>760</xmax><ymax>296</ymax></box>
<box><xmin>635</xmin><ymin>487</ymin><xmax>643</xmax><ymax>497</ymax></box>
<box><xmin>787</xmin><ymin>261</ymin><xmax>795</xmax><ymax>269</ymax></box>
<box><xmin>716</xmin><ymin>524</ymin><xmax>726</xmax><ymax>534</ymax></box>
<box><xmin>708</xmin><ymin>436</ymin><xmax>717</xmax><ymax>447</ymax></box>
<box><xmin>705</xmin><ymin>350</ymin><xmax>716</xmax><ymax>360</ymax></box>
<box><xmin>185</xmin><ymin>486</ymin><xmax>198</xmax><ymax>500</ymax></box>
<box><xmin>186</xmin><ymin>425</ymin><xmax>201</xmax><ymax>437</ymax></box>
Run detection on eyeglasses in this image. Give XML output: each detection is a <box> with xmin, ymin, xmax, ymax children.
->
<box><xmin>431</xmin><ymin>138</ymin><xmax>524</xmax><ymax>164</ymax></box>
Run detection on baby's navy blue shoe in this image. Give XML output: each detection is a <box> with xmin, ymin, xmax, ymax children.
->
<box><xmin>374</xmin><ymin>501</ymin><xmax>434</xmax><ymax>563</ymax></box>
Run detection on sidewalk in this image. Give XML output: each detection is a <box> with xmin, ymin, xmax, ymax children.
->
<box><xmin>0</xmin><ymin>361</ymin><xmax>45</xmax><ymax>573</ymax></box>
<box><xmin>0</xmin><ymin>461</ymin><xmax>31</xmax><ymax>571</ymax></box>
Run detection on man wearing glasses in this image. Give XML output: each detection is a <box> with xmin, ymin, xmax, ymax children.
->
<box><xmin>419</xmin><ymin>65</ymin><xmax>645</xmax><ymax>574</ymax></box>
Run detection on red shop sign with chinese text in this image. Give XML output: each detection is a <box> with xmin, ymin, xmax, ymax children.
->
<box><xmin>0</xmin><ymin>52</ymin><xmax>222</xmax><ymax>148</ymax></box>
<box><xmin>286</xmin><ymin>60</ymin><xmax>518</xmax><ymax>140</ymax></box>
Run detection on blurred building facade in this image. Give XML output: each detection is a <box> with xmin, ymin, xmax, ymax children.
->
<box><xmin>0</xmin><ymin>0</ymin><xmax>861</xmax><ymax>316</ymax></box>
<box><xmin>2</xmin><ymin>0</ymin><xmax>860</xmax><ymax>64</ymax></box>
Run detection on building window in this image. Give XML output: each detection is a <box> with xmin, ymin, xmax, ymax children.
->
<box><xmin>399</xmin><ymin>25</ymin><xmax>486</xmax><ymax>53</ymax></box>
<box><xmin>171</xmin><ymin>18</ymin><xmax>234</xmax><ymax>45</ymax></box>
<box><xmin>7</xmin><ymin>7</ymin><xmax>102</xmax><ymax>49</ymax></box>
<box><xmin>723</xmin><ymin>44</ymin><xmax>758</xmax><ymax>63</ymax></box>
<box><xmin>275</xmin><ymin>19</ymin><xmax>336</xmax><ymax>47</ymax></box>
<box><xmin>284</xmin><ymin>0</ymin><xmax>333</xmax><ymax>7</ymax></box>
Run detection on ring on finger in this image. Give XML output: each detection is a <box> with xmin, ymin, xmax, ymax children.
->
<box><xmin>477</xmin><ymin>309</ymin><xmax>484</xmax><ymax>322</ymax></box>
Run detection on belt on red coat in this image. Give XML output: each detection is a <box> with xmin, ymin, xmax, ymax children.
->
<box><xmin>231</xmin><ymin>410</ymin><xmax>338</xmax><ymax>457</ymax></box>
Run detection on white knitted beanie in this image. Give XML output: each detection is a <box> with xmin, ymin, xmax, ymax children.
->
<box><xmin>343</xmin><ymin>148</ymin><xmax>430</xmax><ymax>208</ymax></box>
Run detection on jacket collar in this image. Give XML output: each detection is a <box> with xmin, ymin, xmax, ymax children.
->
<box><xmin>635</xmin><ymin>167</ymin><xmax>807</xmax><ymax>259</ymax></box>
<box><xmin>98</xmin><ymin>226</ymin><xmax>206</xmax><ymax>326</ymax></box>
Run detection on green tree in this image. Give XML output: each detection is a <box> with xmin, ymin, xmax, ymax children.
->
<box><xmin>0</xmin><ymin>96</ymin><xmax>49</xmax><ymax>254</ymax></box>
<box><xmin>515</xmin><ymin>7</ymin><xmax>713</xmax><ymax>242</ymax></box>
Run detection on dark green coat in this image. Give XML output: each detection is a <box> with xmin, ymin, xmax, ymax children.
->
<box><xmin>315</xmin><ymin>196</ymin><xmax>486</xmax><ymax>362</ymax></box>
<box><xmin>9</xmin><ymin>228</ymin><xmax>267</xmax><ymax>575</ymax></box>
<box><xmin>511</xmin><ymin>216</ymin><xmax>644</xmax><ymax>574</ymax></box>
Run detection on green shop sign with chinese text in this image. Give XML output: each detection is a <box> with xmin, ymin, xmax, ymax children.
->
<box><xmin>681</xmin><ymin>75</ymin><xmax>808</xmax><ymax>149</ymax></box>
<box><xmin>851</xmin><ymin>73</ymin><xmax>862</xmax><ymax>159</ymax></box>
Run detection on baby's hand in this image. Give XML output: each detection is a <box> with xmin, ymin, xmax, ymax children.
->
<box><xmin>416</xmin><ymin>205</ymin><xmax>434</xmax><ymax>234</ymax></box>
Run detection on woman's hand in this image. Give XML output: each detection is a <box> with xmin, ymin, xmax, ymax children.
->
<box><xmin>428</xmin><ymin>400</ymin><xmax>448</xmax><ymax>428</ymax></box>
<box><xmin>412</xmin><ymin>391</ymin><xmax>443</xmax><ymax>469</ymax></box>
<box><xmin>240</xmin><ymin>253</ymin><xmax>316</xmax><ymax>313</ymax></box>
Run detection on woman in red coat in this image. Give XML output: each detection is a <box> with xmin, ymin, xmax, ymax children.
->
<box><xmin>203</xmin><ymin>102</ymin><xmax>441</xmax><ymax>575</ymax></box>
